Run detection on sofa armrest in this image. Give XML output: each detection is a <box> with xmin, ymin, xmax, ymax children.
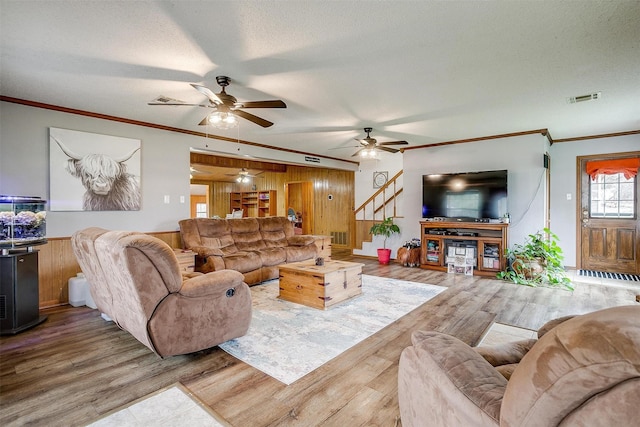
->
<box><xmin>475</xmin><ymin>338</ymin><xmax>537</xmax><ymax>367</ymax></box>
<box><xmin>181</xmin><ymin>271</ymin><xmax>204</xmax><ymax>280</ymax></box>
<box><xmin>399</xmin><ymin>330</ymin><xmax>506</xmax><ymax>427</ymax></box>
<box><xmin>537</xmin><ymin>315</ymin><xmax>576</xmax><ymax>338</ymax></box>
<box><xmin>287</xmin><ymin>235</ymin><xmax>315</xmax><ymax>246</ymax></box>
<box><xmin>179</xmin><ymin>269</ymin><xmax>245</xmax><ymax>298</ymax></box>
<box><xmin>189</xmin><ymin>245</ymin><xmax>225</xmax><ymax>257</ymax></box>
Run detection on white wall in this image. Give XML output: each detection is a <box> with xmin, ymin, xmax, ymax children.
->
<box><xmin>355</xmin><ymin>133</ymin><xmax>550</xmax><ymax>258</ymax></box>
<box><xmin>0</xmin><ymin>101</ymin><xmax>355</xmax><ymax>237</ymax></box>
<box><xmin>0</xmin><ymin>102</ymin><xmax>192</xmax><ymax>236</ymax></box>
<box><xmin>548</xmin><ymin>134</ymin><xmax>640</xmax><ymax>267</ymax></box>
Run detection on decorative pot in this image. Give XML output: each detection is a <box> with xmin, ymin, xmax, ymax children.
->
<box><xmin>377</xmin><ymin>248</ymin><xmax>392</xmax><ymax>265</ymax></box>
<box><xmin>513</xmin><ymin>256</ymin><xmax>544</xmax><ymax>278</ymax></box>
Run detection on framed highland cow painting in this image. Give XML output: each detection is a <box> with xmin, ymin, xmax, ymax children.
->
<box><xmin>49</xmin><ymin>127</ymin><xmax>141</xmax><ymax>211</ymax></box>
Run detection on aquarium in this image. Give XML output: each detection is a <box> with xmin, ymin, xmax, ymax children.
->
<box><xmin>0</xmin><ymin>196</ymin><xmax>47</xmax><ymax>250</ymax></box>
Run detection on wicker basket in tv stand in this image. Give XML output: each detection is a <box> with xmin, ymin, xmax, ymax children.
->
<box><xmin>420</xmin><ymin>221</ymin><xmax>509</xmax><ymax>277</ymax></box>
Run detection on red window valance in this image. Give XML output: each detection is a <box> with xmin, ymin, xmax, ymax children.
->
<box><xmin>586</xmin><ymin>158</ymin><xmax>640</xmax><ymax>180</ymax></box>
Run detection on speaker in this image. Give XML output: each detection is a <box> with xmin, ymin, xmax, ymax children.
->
<box><xmin>543</xmin><ymin>153</ymin><xmax>550</xmax><ymax>169</ymax></box>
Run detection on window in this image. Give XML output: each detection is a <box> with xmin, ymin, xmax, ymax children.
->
<box><xmin>590</xmin><ymin>173</ymin><xmax>635</xmax><ymax>218</ymax></box>
<box><xmin>195</xmin><ymin>203</ymin><xmax>208</xmax><ymax>218</ymax></box>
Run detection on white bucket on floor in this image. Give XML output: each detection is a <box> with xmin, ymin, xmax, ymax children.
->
<box><xmin>68</xmin><ymin>273</ymin><xmax>87</xmax><ymax>307</ymax></box>
<box><xmin>68</xmin><ymin>272</ymin><xmax>98</xmax><ymax>309</ymax></box>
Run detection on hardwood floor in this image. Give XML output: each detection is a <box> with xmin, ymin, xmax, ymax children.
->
<box><xmin>1</xmin><ymin>250</ymin><xmax>637</xmax><ymax>426</ymax></box>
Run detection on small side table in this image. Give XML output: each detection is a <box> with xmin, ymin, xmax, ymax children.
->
<box><xmin>173</xmin><ymin>249</ymin><xmax>195</xmax><ymax>273</ymax></box>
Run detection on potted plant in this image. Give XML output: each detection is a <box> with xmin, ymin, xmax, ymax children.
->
<box><xmin>497</xmin><ymin>227</ymin><xmax>573</xmax><ymax>290</ymax></box>
<box><xmin>369</xmin><ymin>217</ymin><xmax>400</xmax><ymax>264</ymax></box>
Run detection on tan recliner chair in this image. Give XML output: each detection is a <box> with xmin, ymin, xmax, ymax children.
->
<box><xmin>398</xmin><ymin>305</ymin><xmax>640</xmax><ymax>427</ymax></box>
<box><xmin>71</xmin><ymin>228</ymin><xmax>252</xmax><ymax>357</ymax></box>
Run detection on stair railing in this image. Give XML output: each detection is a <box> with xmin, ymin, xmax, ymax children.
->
<box><xmin>353</xmin><ymin>170</ymin><xmax>403</xmax><ymax>249</ymax></box>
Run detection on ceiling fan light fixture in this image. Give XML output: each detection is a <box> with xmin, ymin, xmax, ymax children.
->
<box><xmin>208</xmin><ymin>111</ymin><xmax>238</xmax><ymax>129</ymax></box>
<box><xmin>360</xmin><ymin>148</ymin><xmax>378</xmax><ymax>158</ymax></box>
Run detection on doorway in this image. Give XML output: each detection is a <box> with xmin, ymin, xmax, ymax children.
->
<box><xmin>190</xmin><ymin>184</ymin><xmax>210</xmax><ymax>218</ymax></box>
<box><xmin>285</xmin><ymin>181</ymin><xmax>314</xmax><ymax>235</ymax></box>
<box><xmin>577</xmin><ymin>152</ymin><xmax>640</xmax><ymax>274</ymax></box>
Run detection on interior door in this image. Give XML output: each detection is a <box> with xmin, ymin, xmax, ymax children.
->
<box><xmin>285</xmin><ymin>181</ymin><xmax>314</xmax><ymax>234</ymax></box>
<box><xmin>578</xmin><ymin>153</ymin><xmax>640</xmax><ymax>274</ymax></box>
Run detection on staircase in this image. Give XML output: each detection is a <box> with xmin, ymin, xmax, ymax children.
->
<box><xmin>353</xmin><ymin>170</ymin><xmax>403</xmax><ymax>249</ymax></box>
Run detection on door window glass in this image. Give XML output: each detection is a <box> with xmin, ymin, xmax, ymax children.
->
<box><xmin>590</xmin><ymin>173</ymin><xmax>635</xmax><ymax>218</ymax></box>
<box><xmin>195</xmin><ymin>203</ymin><xmax>208</xmax><ymax>218</ymax></box>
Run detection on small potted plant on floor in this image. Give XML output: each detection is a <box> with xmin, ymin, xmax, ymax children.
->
<box><xmin>497</xmin><ymin>227</ymin><xmax>573</xmax><ymax>290</ymax></box>
<box><xmin>369</xmin><ymin>217</ymin><xmax>400</xmax><ymax>265</ymax></box>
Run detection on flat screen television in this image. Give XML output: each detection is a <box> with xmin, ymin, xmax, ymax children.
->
<box><xmin>422</xmin><ymin>170</ymin><xmax>507</xmax><ymax>220</ymax></box>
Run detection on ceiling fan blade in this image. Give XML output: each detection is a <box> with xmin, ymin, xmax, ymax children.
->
<box><xmin>148</xmin><ymin>96</ymin><xmax>211</xmax><ymax>107</ymax></box>
<box><xmin>354</xmin><ymin>138</ymin><xmax>370</xmax><ymax>146</ymax></box>
<box><xmin>191</xmin><ymin>83</ymin><xmax>222</xmax><ymax>105</ymax></box>
<box><xmin>233</xmin><ymin>109</ymin><xmax>274</xmax><ymax>128</ymax></box>
<box><xmin>379</xmin><ymin>140</ymin><xmax>409</xmax><ymax>146</ymax></box>
<box><xmin>235</xmin><ymin>100</ymin><xmax>287</xmax><ymax>109</ymax></box>
<box><xmin>328</xmin><ymin>145</ymin><xmax>361</xmax><ymax>150</ymax></box>
<box><xmin>352</xmin><ymin>148</ymin><xmax>365</xmax><ymax>157</ymax></box>
<box><xmin>377</xmin><ymin>146</ymin><xmax>400</xmax><ymax>153</ymax></box>
<box><xmin>149</xmin><ymin>101</ymin><xmax>212</xmax><ymax>108</ymax></box>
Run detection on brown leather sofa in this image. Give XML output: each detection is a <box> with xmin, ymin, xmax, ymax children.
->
<box><xmin>179</xmin><ymin>216</ymin><xmax>318</xmax><ymax>285</ymax></box>
<box><xmin>398</xmin><ymin>305</ymin><xmax>640</xmax><ymax>426</ymax></box>
<box><xmin>71</xmin><ymin>227</ymin><xmax>252</xmax><ymax>357</ymax></box>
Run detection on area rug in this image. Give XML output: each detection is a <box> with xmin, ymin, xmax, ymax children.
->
<box><xmin>477</xmin><ymin>322</ymin><xmax>537</xmax><ymax>347</ymax></box>
<box><xmin>219</xmin><ymin>275</ymin><xmax>445</xmax><ymax>385</ymax></box>
<box><xmin>87</xmin><ymin>384</ymin><xmax>229</xmax><ymax>427</ymax></box>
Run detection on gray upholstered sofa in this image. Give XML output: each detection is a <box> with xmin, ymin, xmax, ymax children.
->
<box><xmin>179</xmin><ymin>216</ymin><xmax>318</xmax><ymax>285</ymax></box>
<box><xmin>71</xmin><ymin>227</ymin><xmax>252</xmax><ymax>357</ymax></box>
<box><xmin>398</xmin><ymin>305</ymin><xmax>640</xmax><ymax>426</ymax></box>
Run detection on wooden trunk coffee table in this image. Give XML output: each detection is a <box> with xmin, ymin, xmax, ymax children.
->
<box><xmin>278</xmin><ymin>260</ymin><xmax>365</xmax><ymax>309</ymax></box>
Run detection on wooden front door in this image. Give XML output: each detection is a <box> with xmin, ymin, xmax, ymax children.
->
<box><xmin>578</xmin><ymin>153</ymin><xmax>640</xmax><ymax>274</ymax></box>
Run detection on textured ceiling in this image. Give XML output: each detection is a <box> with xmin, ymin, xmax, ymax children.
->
<box><xmin>1</xmin><ymin>1</ymin><xmax>639</xmax><ymax>163</ymax></box>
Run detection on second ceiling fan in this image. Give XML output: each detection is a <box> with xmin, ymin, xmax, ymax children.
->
<box><xmin>352</xmin><ymin>128</ymin><xmax>409</xmax><ymax>157</ymax></box>
<box><xmin>149</xmin><ymin>76</ymin><xmax>287</xmax><ymax>128</ymax></box>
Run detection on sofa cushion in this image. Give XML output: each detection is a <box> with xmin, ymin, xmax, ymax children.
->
<box><xmin>285</xmin><ymin>244</ymin><xmax>318</xmax><ymax>262</ymax></box>
<box><xmin>260</xmin><ymin>216</ymin><xmax>289</xmax><ymax>248</ymax></box>
<box><xmin>202</xmin><ymin>235</ymin><xmax>237</xmax><ymax>255</ymax></box>
<box><xmin>229</xmin><ymin>218</ymin><xmax>267</xmax><ymax>252</ymax></box>
<box><xmin>257</xmin><ymin>247</ymin><xmax>287</xmax><ymax>266</ymax></box>
<box><xmin>195</xmin><ymin>218</ymin><xmax>238</xmax><ymax>253</ymax></box>
<box><xmin>221</xmin><ymin>252</ymin><xmax>263</xmax><ymax>273</ymax></box>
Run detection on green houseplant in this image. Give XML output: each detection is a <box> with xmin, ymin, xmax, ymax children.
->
<box><xmin>369</xmin><ymin>217</ymin><xmax>400</xmax><ymax>264</ymax></box>
<box><xmin>497</xmin><ymin>228</ymin><xmax>573</xmax><ymax>290</ymax></box>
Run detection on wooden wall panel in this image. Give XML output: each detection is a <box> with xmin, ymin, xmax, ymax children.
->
<box><xmin>35</xmin><ymin>231</ymin><xmax>182</xmax><ymax>309</ymax></box>
<box><xmin>193</xmin><ymin>165</ymin><xmax>355</xmax><ymax>245</ymax></box>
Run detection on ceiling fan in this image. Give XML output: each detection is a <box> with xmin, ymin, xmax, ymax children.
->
<box><xmin>149</xmin><ymin>76</ymin><xmax>287</xmax><ymax>128</ymax></box>
<box><xmin>225</xmin><ymin>168</ymin><xmax>263</xmax><ymax>182</ymax></box>
<box><xmin>352</xmin><ymin>128</ymin><xmax>409</xmax><ymax>157</ymax></box>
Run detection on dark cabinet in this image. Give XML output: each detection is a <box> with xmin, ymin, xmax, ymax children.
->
<box><xmin>0</xmin><ymin>251</ymin><xmax>47</xmax><ymax>334</ymax></box>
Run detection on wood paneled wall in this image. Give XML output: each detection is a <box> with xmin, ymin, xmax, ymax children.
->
<box><xmin>193</xmin><ymin>165</ymin><xmax>355</xmax><ymax>243</ymax></box>
<box><xmin>35</xmin><ymin>231</ymin><xmax>182</xmax><ymax>308</ymax></box>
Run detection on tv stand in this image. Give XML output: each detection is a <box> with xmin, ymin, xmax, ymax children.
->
<box><xmin>420</xmin><ymin>221</ymin><xmax>508</xmax><ymax>277</ymax></box>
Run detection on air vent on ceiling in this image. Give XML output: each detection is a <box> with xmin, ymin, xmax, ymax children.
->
<box><xmin>567</xmin><ymin>92</ymin><xmax>602</xmax><ymax>104</ymax></box>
